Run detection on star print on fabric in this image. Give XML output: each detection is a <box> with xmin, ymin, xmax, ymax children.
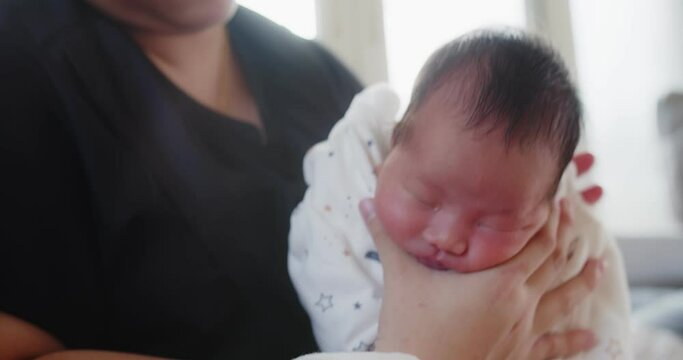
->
<box><xmin>328</xmin><ymin>151</ymin><xmax>335</xmax><ymax>157</ymax></box>
<box><xmin>365</xmin><ymin>250</ymin><xmax>380</xmax><ymax>262</ymax></box>
<box><xmin>324</xmin><ymin>205</ymin><xmax>332</xmax><ymax>212</ymax></box>
<box><xmin>343</xmin><ymin>248</ymin><xmax>352</xmax><ymax>256</ymax></box>
<box><xmin>605</xmin><ymin>338</ymin><xmax>623</xmax><ymax>359</ymax></box>
<box><xmin>315</xmin><ymin>293</ymin><xmax>333</xmax><ymax>312</ymax></box>
<box><xmin>353</xmin><ymin>302</ymin><xmax>362</xmax><ymax>310</ymax></box>
<box><xmin>353</xmin><ymin>341</ymin><xmax>374</xmax><ymax>351</ymax></box>
<box><xmin>367</xmin><ymin>140</ymin><xmax>373</xmax><ymax>147</ymax></box>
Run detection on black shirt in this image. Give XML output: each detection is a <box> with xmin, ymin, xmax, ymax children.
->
<box><xmin>0</xmin><ymin>1</ymin><xmax>362</xmax><ymax>358</ymax></box>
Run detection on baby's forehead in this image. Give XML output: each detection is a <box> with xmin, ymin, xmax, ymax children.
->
<box><xmin>399</xmin><ymin>109</ymin><xmax>562</xmax><ymax>196</ymax></box>
<box><xmin>408</xmin><ymin>94</ymin><xmax>499</xmax><ymax>145</ymax></box>
<box><xmin>411</xmin><ymin>87</ymin><xmax>559</xmax><ymax>152</ymax></box>
<box><xmin>411</xmin><ymin>77</ymin><xmax>486</xmax><ymax>123</ymax></box>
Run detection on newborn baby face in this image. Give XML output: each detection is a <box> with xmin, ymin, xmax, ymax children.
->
<box><xmin>375</xmin><ymin>96</ymin><xmax>558</xmax><ymax>272</ymax></box>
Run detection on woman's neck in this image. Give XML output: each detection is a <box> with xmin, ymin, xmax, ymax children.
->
<box><xmin>131</xmin><ymin>25</ymin><xmax>262</xmax><ymax>129</ymax></box>
<box><xmin>133</xmin><ymin>24</ymin><xmax>227</xmax><ymax>76</ymax></box>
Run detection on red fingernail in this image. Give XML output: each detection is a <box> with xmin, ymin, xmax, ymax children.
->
<box><xmin>359</xmin><ymin>198</ymin><xmax>376</xmax><ymax>220</ymax></box>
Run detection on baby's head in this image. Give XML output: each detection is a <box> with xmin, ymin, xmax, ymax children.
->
<box><xmin>375</xmin><ymin>30</ymin><xmax>581</xmax><ymax>272</ymax></box>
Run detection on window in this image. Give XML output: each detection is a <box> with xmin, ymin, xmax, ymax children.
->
<box><xmin>383</xmin><ymin>0</ymin><xmax>683</xmax><ymax>239</ymax></box>
<box><xmin>571</xmin><ymin>0</ymin><xmax>683</xmax><ymax>238</ymax></box>
<box><xmin>383</xmin><ymin>0</ymin><xmax>526</xmax><ymax>106</ymax></box>
<box><xmin>237</xmin><ymin>0</ymin><xmax>317</xmax><ymax>39</ymax></box>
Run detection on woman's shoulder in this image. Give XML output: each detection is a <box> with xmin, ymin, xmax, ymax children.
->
<box><xmin>0</xmin><ymin>0</ymin><xmax>93</xmax><ymax>50</ymax></box>
<box><xmin>0</xmin><ymin>0</ymin><xmax>95</xmax><ymax>150</ymax></box>
<box><xmin>230</xmin><ymin>6</ymin><xmax>362</xmax><ymax>92</ymax></box>
<box><xmin>229</xmin><ymin>6</ymin><xmax>320</xmax><ymax>61</ymax></box>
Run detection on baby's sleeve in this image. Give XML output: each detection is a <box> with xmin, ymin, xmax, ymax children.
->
<box><xmin>288</xmin><ymin>84</ymin><xmax>400</xmax><ymax>352</ymax></box>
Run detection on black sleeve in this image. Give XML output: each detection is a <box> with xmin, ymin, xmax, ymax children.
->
<box><xmin>0</xmin><ymin>31</ymin><xmax>102</xmax><ymax>347</ymax></box>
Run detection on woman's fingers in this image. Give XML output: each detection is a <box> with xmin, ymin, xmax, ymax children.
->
<box><xmin>526</xmin><ymin>248</ymin><xmax>565</xmax><ymax>294</ymax></box>
<box><xmin>502</xmin><ymin>200</ymin><xmax>560</xmax><ymax>281</ymax></box>
<box><xmin>526</xmin><ymin>199</ymin><xmax>573</xmax><ymax>290</ymax></box>
<box><xmin>531</xmin><ymin>329</ymin><xmax>597</xmax><ymax>360</ymax></box>
<box><xmin>573</xmin><ymin>152</ymin><xmax>604</xmax><ymax>204</ymax></box>
<box><xmin>534</xmin><ymin>258</ymin><xmax>605</xmax><ymax>331</ymax></box>
<box><xmin>359</xmin><ymin>198</ymin><xmax>389</xmax><ymax>253</ymax></box>
<box><xmin>580</xmin><ymin>185</ymin><xmax>603</xmax><ymax>205</ymax></box>
<box><xmin>572</xmin><ymin>152</ymin><xmax>594</xmax><ymax>176</ymax></box>
<box><xmin>359</xmin><ymin>198</ymin><xmax>380</xmax><ymax>238</ymax></box>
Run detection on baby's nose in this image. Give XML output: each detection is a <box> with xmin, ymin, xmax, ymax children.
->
<box><xmin>423</xmin><ymin>227</ymin><xmax>468</xmax><ymax>255</ymax></box>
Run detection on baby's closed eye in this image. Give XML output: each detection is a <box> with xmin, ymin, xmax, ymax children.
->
<box><xmin>403</xmin><ymin>184</ymin><xmax>440</xmax><ymax>210</ymax></box>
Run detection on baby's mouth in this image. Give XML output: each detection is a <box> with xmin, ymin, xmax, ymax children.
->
<box><xmin>416</xmin><ymin>254</ymin><xmax>450</xmax><ymax>271</ymax></box>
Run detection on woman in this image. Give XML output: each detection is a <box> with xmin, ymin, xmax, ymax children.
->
<box><xmin>0</xmin><ymin>0</ymin><xmax>602</xmax><ymax>358</ymax></box>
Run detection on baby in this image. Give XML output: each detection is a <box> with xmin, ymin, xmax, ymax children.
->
<box><xmin>289</xmin><ymin>30</ymin><xmax>631</xmax><ymax>359</ymax></box>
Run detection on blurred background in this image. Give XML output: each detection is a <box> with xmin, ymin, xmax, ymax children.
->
<box><xmin>240</xmin><ymin>0</ymin><xmax>683</xmax><ymax>337</ymax></box>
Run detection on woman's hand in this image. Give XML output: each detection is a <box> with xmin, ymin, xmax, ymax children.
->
<box><xmin>361</xmin><ymin>198</ymin><xmax>603</xmax><ymax>360</ymax></box>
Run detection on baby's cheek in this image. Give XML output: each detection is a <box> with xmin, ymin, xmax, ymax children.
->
<box><xmin>467</xmin><ymin>232</ymin><xmax>531</xmax><ymax>270</ymax></box>
<box><xmin>375</xmin><ymin>193</ymin><xmax>427</xmax><ymax>245</ymax></box>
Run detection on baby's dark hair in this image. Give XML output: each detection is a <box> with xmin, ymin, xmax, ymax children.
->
<box><xmin>393</xmin><ymin>29</ymin><xmax>581</xmax><ymax>188</ymax></box>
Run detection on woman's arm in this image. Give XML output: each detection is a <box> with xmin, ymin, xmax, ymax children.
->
<box><xmin>0</xmin><ymin>312</ymin><xmax>166</xmax><ymax>360</ymax></box>
<box><xmin>0</xmin><ymin>312</ymin><xmax>64</xmax><ymax>360</ymax></box>
<box><xmin>36</xmin><ymin>351</ymin><xmax>164</xmax><ymax>360</ymax></box>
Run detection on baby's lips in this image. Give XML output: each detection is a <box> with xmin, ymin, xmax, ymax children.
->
<box><xmin>416</xmin><ymin>255</ymin><xmax>450</xmax><ymax>271</ymax></box>
<box><xmin>435</xmin><ymin>250</ymin><xmax>485</xmax><ymax>273</ymax></box>
<box><xmin>399</xmin><ymin>237</ymin><xmax>438</xmax><ymax>258</ymax></box>
<box><xmin>448</xmin><ymin>241</ymin><xmax>468</xmax><ymax>255</ymax></box>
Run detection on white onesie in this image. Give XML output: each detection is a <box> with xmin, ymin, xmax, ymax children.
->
<box><xmin>288</xmin><ymin>84</ymin><xmax>633</xmax><ymax>359</ymax></box>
